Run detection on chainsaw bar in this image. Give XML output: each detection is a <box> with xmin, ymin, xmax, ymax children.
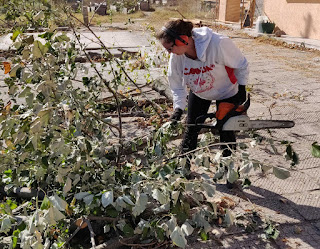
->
<box><xmin>221</xmin><ymin>115</ymin><xmax>295</xmax><ymax>131</ymax></box>
<box><xmin>190</xmin><ymin>115</ymin><xmax>295</xmax><ymax>131</ymax></box>
<box><xmin>249</xmin><ymin>120</ymin><xmax>295</xmax><ymax>130</ymax></box>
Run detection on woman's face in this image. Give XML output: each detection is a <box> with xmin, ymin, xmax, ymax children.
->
<box><xmin>161</xmin><ymin>39</ymin><xmax>187</xmax><ymax>55</ymax></box>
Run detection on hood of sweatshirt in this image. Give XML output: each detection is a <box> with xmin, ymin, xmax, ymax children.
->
<box><xmin>192</xmin><ymin>27</ymin><xmax>214</xmax><ymax>62</ymax></box>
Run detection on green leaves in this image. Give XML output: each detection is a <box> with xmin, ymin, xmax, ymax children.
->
<box><xmin>63</xmin><ymin>177</ymin><xmax>72</xmax><ymax>197</ymax></box>
<box><xmin>44</xmin><ymin>206</ymin><xmax>66</xmax><ymax>226</ymax></box>
<box><xmin>264</xmin><ymin>222</ymin><xmax>280</xmax><ymax>240</ymax></box>
<box><xmin>34</xmin><ymin>11</ymin><xmax>45</xmax><ymax>21</ymax></box>
<box><xmin>273</xmin><ymin>166</ymin><xmax>290</xmax><ymax>180</ymax></box>
<box><xmin>242</xmin><ymin>178</ymin><xmax>252</xmax><ymax>188</ymax></box>
<box><xmin>132</xmin><ymin>193</ymin><xmax>148</xmax><ymax>217</ymax></box>
<box><xmin>201</xmin><ymin>182</ymin><xmax>216</xmax><ymax>197</ymax></box>
<box><xmin>2</xmin><ymin>170</ymin><xmax>13</xmax><ymax>184</ymax></box>
<box><xmin>49</xmin><ymin>194</ymin><xmax>67</xmax><ymax>211</ymax></box>
<box><xmin>199</xmin><ymin>229</ymin><xmax>208</xmax><ymax>241</ymax></box>
<box><xmin>170</xmin><ymin>226</ymin><xmax>187</xmax><ymax>249</ymax></box>
<box><xmin>32</xmin><ymin>40</ymin><xmax>49</xmax><ymax>59</ymax></box>
<box><xmin>193</xmin><ymin>212</ymin><xmax>211</xmax><ymax>234</ymax></box>
<box><xmin>311</xmin><ymin>142</ymin><xmax>320</xmax><ymax>157</ymax></box>
<box><xmin>75</xmin><ymin>192</ymin><xmax>91</xmax><ymax>200</ymax></box>
<box><xmin>152</xmin><ymin>189</ymin><xmax>169</xmax><ymax>205</ymax></box>
<box><xmin>227</xmin><ymin>168</ymin><xmax>239</xmax><ymax>184</ymax></box>
<box><xmin>38</xmin><ymin>31</ymin><xmax>54</xmax><ymax>41</ymax></box>
<box><xmin>181</xmin><ymin>221</ymin><xmax>194</xmax><ymax>236</ymax></box>
<box><xmin>0</xmin><ymin>199</ymin><xmax>17</xmax><ymax>214</ymax></box>
<box><xmin>102</xmin><ymin>191</ymin><xmax>114</xmax><ymax>208</ymax></box>
<box><xmin>54</xmin><ymin>34</ymin><xmax>70</xmax><ymax>42</ymax></box>
<box><xmin>12</xmin><ymin>229</ymin><xmax>20</xmax><ymax>248</ymax></box>
<box><xmin>282</xmin><ymin>141</ymin><xmax>299</xmax><ymax>166</ymax></box>
<box><xmin>11</xmin><ymin>29</ymin><xmax>23</xmax><ymax>42</ymax></box>
<box><xmin>123</xmin><ymin>224</ymin><xmax>134</xmax><ymax>237</ymax></box>
<box><xmin>40</xmin><ymin>196</ymin><xmax>51</xmax><ymax>210</ymax></box>
<box><xmin>172</xmin><ymin>201</ymin><xmax>189</xmax><ymax>223</ymax></box>
<box><xmin>0</xmin><ymin>215</ymin><xmax>12</xmax><ymax>234</ymax></box>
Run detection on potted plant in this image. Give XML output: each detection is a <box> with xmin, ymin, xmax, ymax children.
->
<box><xmin>261</xmin><ymin>21</ymin><xmax>275</xmax><ymax>34</ymax></box>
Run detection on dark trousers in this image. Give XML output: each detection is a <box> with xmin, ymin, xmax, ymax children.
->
<box><xmin>181</xmin><ymin>90</ymin><xmax>245</xmax><ymax>157</ymax></box>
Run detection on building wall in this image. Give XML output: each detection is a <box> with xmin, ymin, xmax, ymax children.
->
<box><xmin>264</xmin><ymin>0</ymin><xmax>320</xmax><ymax>40</ymax></box>
<box><xmin>219</xmin><ymin>0</ymin><xmax>241</xmax><ymax>22</ymax></box>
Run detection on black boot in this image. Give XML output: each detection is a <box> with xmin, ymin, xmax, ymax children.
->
<box><xmin>220</xmin><ymin>130</ymin><xmax>237</xmax><ymax>188</ymax></box>
<box><xmin>220</xmin><ymin>130</ymin><xmax>236</xmax><ymax>157</ymax></box>
<box><xmin>179</xmin><ymin>127</ymin><xmax>199</xmax><ymax>177</ymax></box>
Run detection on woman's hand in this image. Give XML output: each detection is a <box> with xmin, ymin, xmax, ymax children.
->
<box><xmin>170</xmin><ymin>108</ymin><xmax>183</xmax><ymax>124</ymax></box>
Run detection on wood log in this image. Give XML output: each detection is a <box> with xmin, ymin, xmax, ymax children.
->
<box><xmin>92</xmin><ymin>235</ymin><xmax>140</xmax><ymax>249</ymax></box>
<box><xmin>0</xmin><ymin>186</ymin><xmax>45</xmax><ymax>199</ymax></box>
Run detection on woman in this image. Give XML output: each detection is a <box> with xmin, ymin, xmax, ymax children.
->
<box><xmin>156</xmin><ymin>19</ymin><xmax>249</xmax><ymax>167</ymax></box>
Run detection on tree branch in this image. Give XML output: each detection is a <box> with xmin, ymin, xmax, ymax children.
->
<box><xmin>91</xmin><ymin>235</ymin><xmax>140</xmax><ymax>249</ymax></box>
<box><xmin>89</xmin><ymin>1</ymin><xmax>107</xmax><ymax>26</ymax></box>
<box><xmin>69</xmin><ymin>13</ymin><xmax>163</xmax><ymax>118</ymax></box>
<box><xmin>87</xmin><ymin>215</ymin><xmax>119</xmax><ymax>223</ymax></box>
<box><xmin>85</xmin><ymin>218</ymin><xmax>96</xmax><ymax>248</ymax></box>
<box><xmin>68</xmin><ymin>18</ymin><xmax>123</xmax><ymax>167</ymax></box>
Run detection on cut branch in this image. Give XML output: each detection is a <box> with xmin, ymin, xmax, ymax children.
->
<box><xmin>87</xmin><ymin>215</ymin><xmax>119</xmax><ymax>223</ymax></box>
<box><xmin>0</xmin><ymin>186</ymin><xmax>45</xmax><ymax>200</ymax></box>
<box><xmin>85</xmin><ymin>218</ymin><xmax>96</xmax><ymax>248</ymax></box>
<box><xmin>91</xmin><ymin>235</ymin><xmax>140</xmax><ymax>249</ymax></box>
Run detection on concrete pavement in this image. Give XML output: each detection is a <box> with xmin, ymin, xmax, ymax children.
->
<box><xmin>0</xmin><ymin>28</ymin><xmax>153</xmax><ymax>54</ymax></box>
<box><xmin>214</xmin><ymin>21</ymin><xmax>320</xmax><ymax>51</ymax></box>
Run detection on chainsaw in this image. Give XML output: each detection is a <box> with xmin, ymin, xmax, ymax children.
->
<box><xmin>191</xmin><ymin>95</ymin><xmax>295</xmax><ymax>131</ymax></box>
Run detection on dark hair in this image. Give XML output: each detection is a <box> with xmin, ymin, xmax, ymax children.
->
<box><xmin>156</xmin><ymin>19</ymin><xmax>194</xmax><ymax>43</ymax></box>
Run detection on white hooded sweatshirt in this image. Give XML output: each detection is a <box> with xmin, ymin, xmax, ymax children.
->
<box><xmin>168</xmin><ymin>27</ymin><xmax>249</xmax><ymax>110</ymax></box>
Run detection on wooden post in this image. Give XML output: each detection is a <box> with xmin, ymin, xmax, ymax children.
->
<box><xmin>249</xmin><ymin>0</ymin><xmax>256</xmax><ymax>28</ymax></box>
<box><xmin>82</xmin><ymin>0</ymin><xmax>89</xmax><ymax>26</ymax></box>
<box><xmin>241</xmin><ymin>0</ymin><xmax>256</xmax><ymax>28</ymax></box>
<box><xmin>216</xmin><ymin>0</ymin><xmax>220</xmax><ymax>20</ymax></box>
<box><xmin>240</xmin><ymin>0</ymin><xmax>244</xmax><ymax>28</ymax></box>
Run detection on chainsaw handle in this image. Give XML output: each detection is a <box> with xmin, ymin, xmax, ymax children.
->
<box><xmin>195</xmin><ymin>112</ymin><xmax>216</xmax><ymax>125</ymax></box>
<box><xmin>194</xmin><ymin>94</ymin><xmax>251</xmax><ymax>130</ymax></box>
